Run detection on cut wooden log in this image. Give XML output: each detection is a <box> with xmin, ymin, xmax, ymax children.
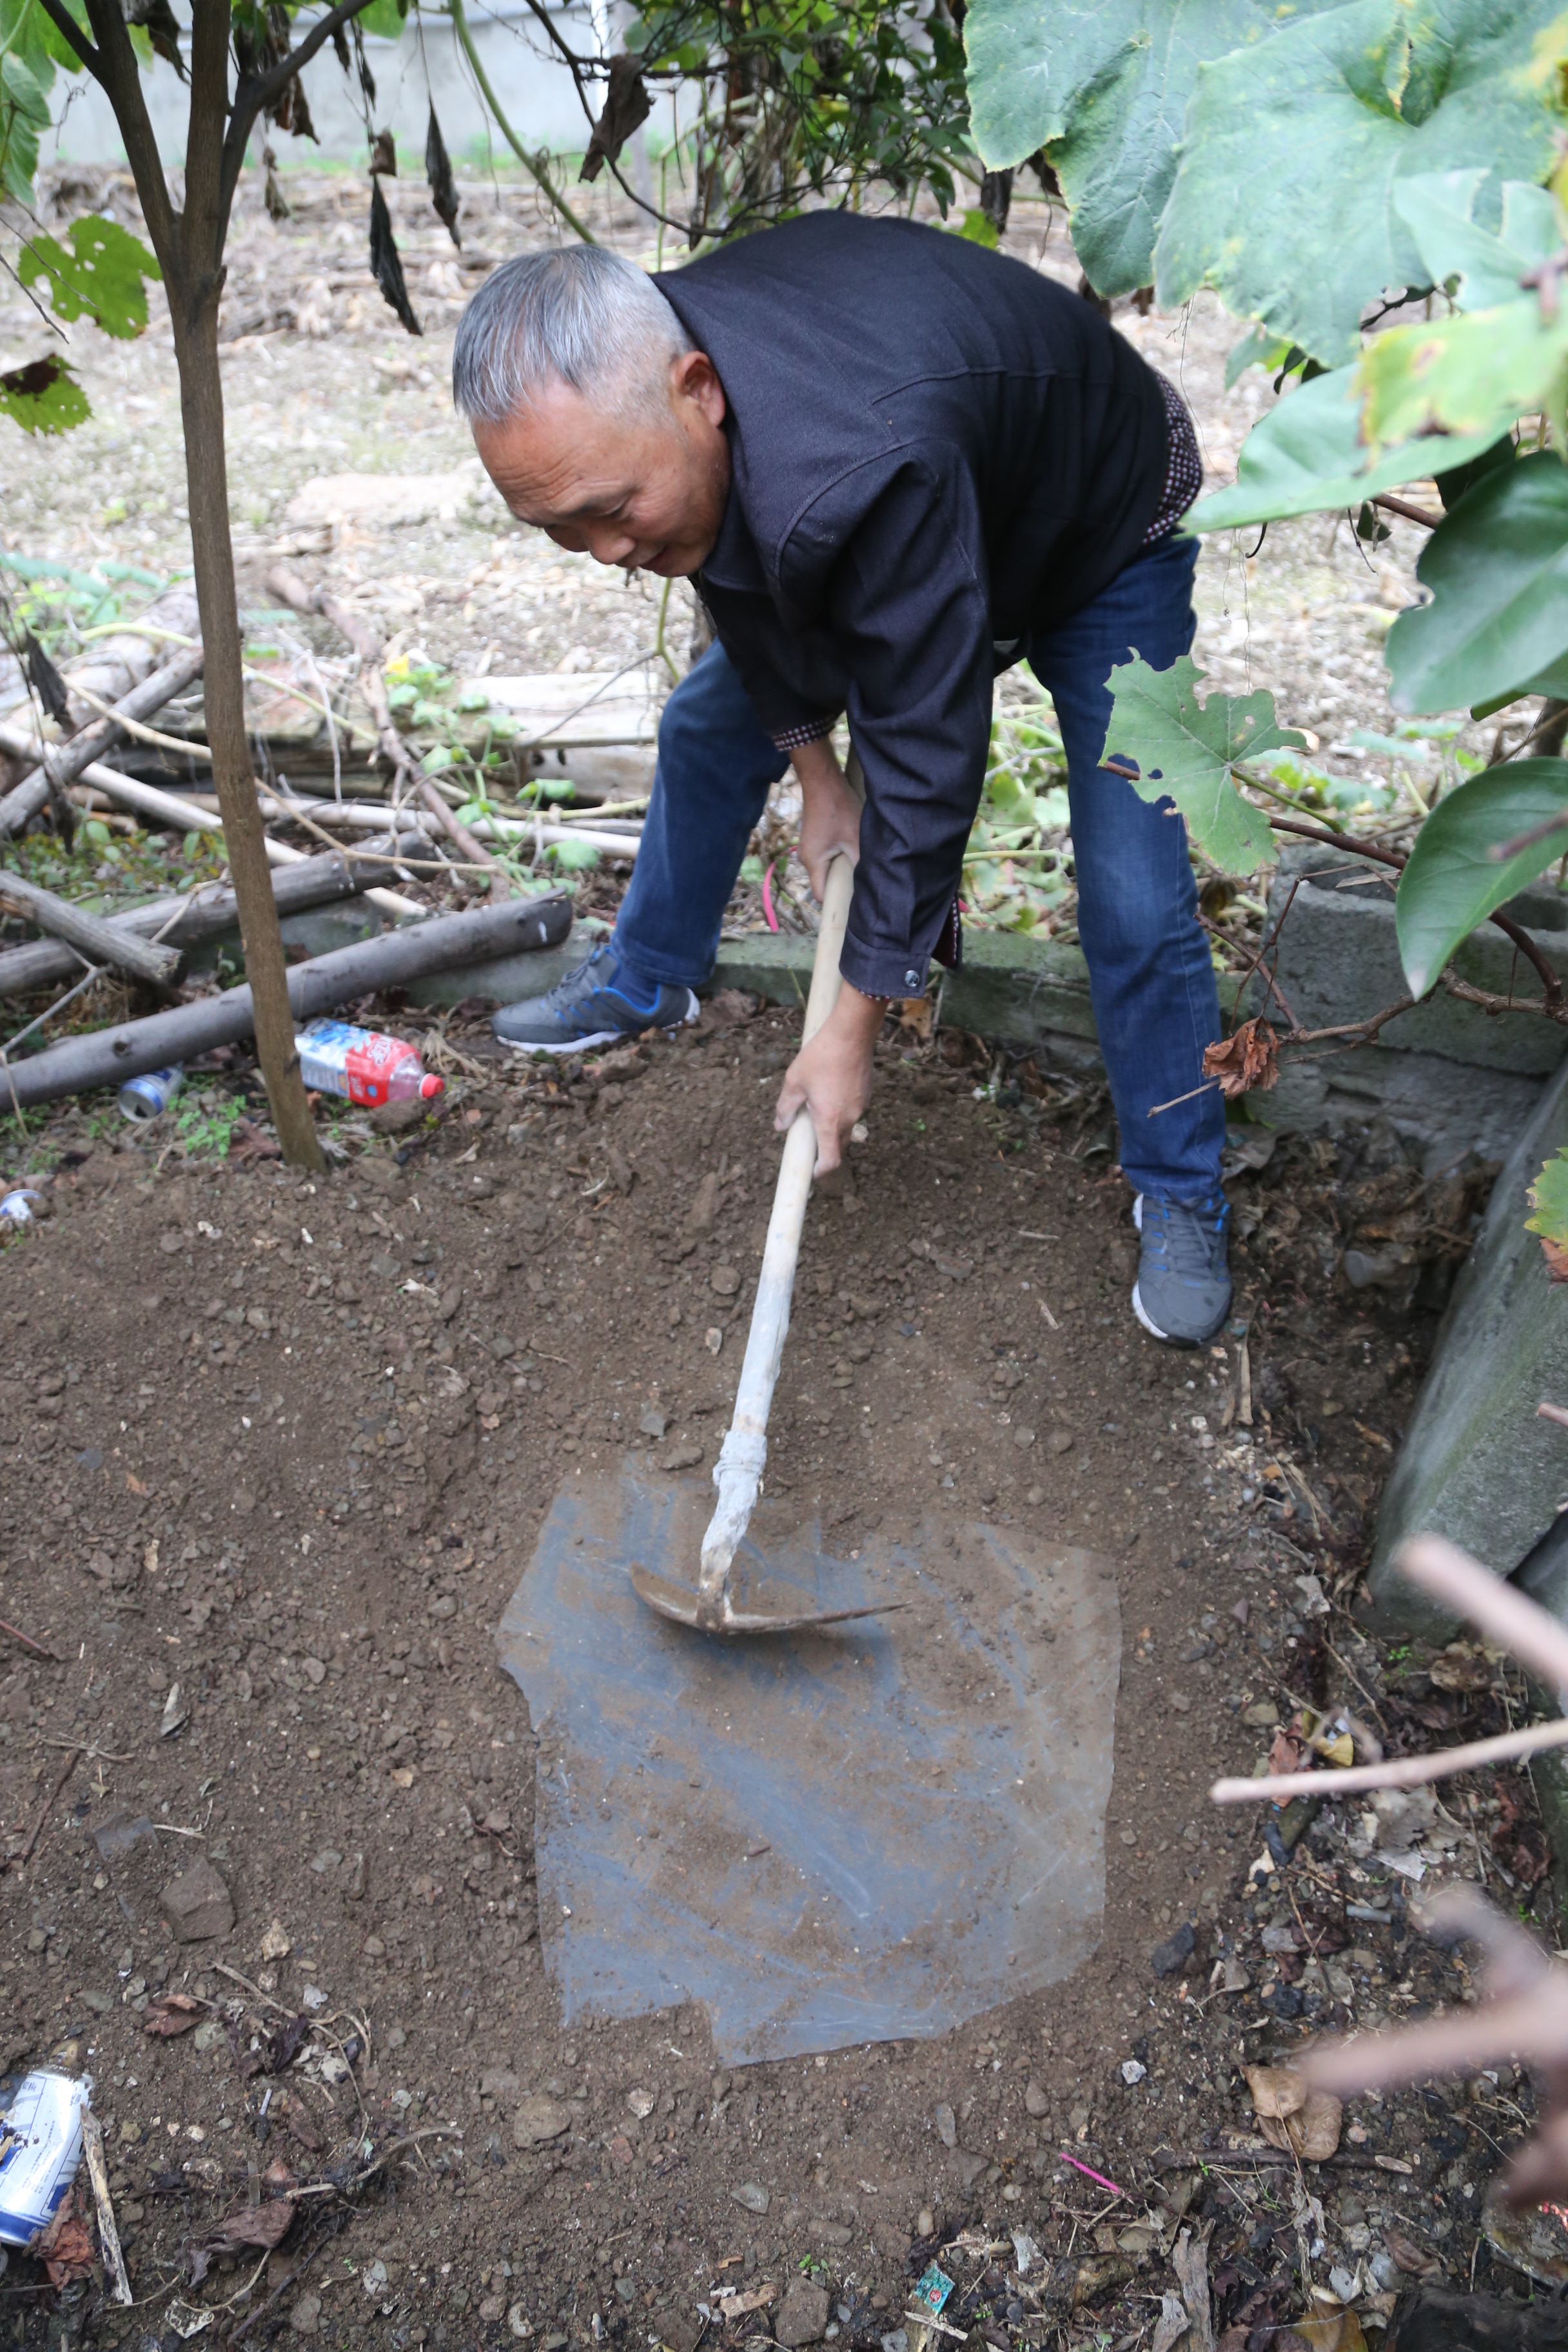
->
<box><xmin>0</xmin><ymin>869</ymin><xmax>184</xmax><ymax>988</ymax></box>
<box><xmin>0</xmin><ymin>845</ymin><xmax>417</xmax><ymax>1000</ymax></box>
<box><xmin>1</xmin><ymin>890</ymin><xmax>573</xmax><ymax>1110</ymax></box>
<box><xmin>0</xmin><ymin>587</ymin><xmax>202</xmax><ymax>837</ymax></box>
<box><xmin>180</xmin><ymin>788</ymin><xmax>645</xmax><ymax>860</ymax></box>
<box><xmin>0</xmin><ymin>642</ymin><xmax>208</xmax><ymax>837</ymax></box>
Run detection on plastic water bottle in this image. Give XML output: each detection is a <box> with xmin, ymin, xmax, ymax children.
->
<box><xmin>295</xmin><ymin>1019</ymin><xmax>444</xmax><ymax>1110</ymax></box>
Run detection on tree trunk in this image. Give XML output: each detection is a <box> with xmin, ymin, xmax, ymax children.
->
<box><xmin>166</xmin><ymin>291</ymin><xmax>322</xmax><ymax>1169</ymax></box>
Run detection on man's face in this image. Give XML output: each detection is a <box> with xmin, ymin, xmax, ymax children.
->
<box><xmin>471</xmin><ymin>348</ymin><xmax>730</xmax><ymax>578</ymax></box>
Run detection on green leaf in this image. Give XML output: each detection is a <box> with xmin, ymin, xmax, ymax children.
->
<box><xmin>1102</xmin><ymin>653</ymin><xmax>1292</xmax><ymax>874</ymax></box>
<box><xmin>19</xmin><ymin>217</ymin><xmax>162</xmax><ymax>339</ymax></box>
<box><xmin>1386</xmin><ymin>451</ymin><xmax>1568</xmax><ymax>713</ymax></box>
<box><xmin>956</xmin><ymin>206</ymin><xmax>999</xmax><ymax>246</ymax></box>
<box><xmin>0</xmin><ymin>44</ymin><xmax>52</xmax><ymax>205</ymax></box>
<box><xmin>1153</xmin><ymin>0</ymin><xmax>1566</xmax><ymax>364</ymax></box>
<box><xmin>0</xmin><ymin>353</ymin><xmax>90</xmax><ymax>434</ymax></box>
<box><xmin>1358</xmin><ymin>292</ymin><xmax>1568</xmax><ymax>455</ymax></box>
<box><xmin>965</xmin><ymin>0</ymin><xmax>1284</xmax><ymax>296</ymax></box>
<box><xmin>1187</xmin><ymin>360</ymin><xmax>1513</xmax><ymax>532</ymax></box>
<box><xmin>546</xmin><ymin>838</ymin><xmax>601</xmax><ymax>871</ymax></box>
<box><xmin>1224</xmin><ymin>324</ymin><xmax>1298</xmax><ymax>390</ymax></box>
<box><xmin>1525</xmin><ymin>1144</ymin><xmax>1568</xmax><ymax>1253</ymax></box>
<box><xmin>351</xmin><ymin>0</ymin><xmax>407</xmax><ymax>31</ymax></box>
<box><xmin>1394</xmin><ymin>756</ymin><xmax>1568</xmax><ymax>994</ymax></box>
<box><xmin>1391</xmin><ymin>168</ymin><xmax>1560</xmax><ymax>310</ymax></box>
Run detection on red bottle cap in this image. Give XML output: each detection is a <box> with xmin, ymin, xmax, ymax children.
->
<box><xmin>420</xmin><ymin>1073</ymin><xmax>446</xmax><ymax>1098</ymax></box>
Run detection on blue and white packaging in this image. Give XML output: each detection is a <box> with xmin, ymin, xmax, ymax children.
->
<box><xmin>118</xmin><ymin>1065</ymin><xmax>184</xmax><ymax>1123</ymax></box>
<box><xmin>0</xmin><ymin>2071</ymin><xmax>90</xmax><ymax>2246</ymax></box>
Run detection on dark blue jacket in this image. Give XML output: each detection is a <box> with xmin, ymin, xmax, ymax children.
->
<box><xmin>655</xmin><ymin>211</ymin><xmax>1168</xmax><ymax>999</ymax></box>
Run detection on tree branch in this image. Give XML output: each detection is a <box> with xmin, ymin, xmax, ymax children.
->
<box><xmin>1371</xmin><ymin>492</ymin><xmax>1442</xmax><ymax>529</ymax></box>
<box><xmin>446</xmin><ymin>0</ymin><xmax>598</xmax><ymax>243</ymax></box>
<box><xmin>80</xmin><ymin>0</ymin><xmax>179</xmax><ymax>257</ymax></box>
<box><xmin>1491</xmin><ymin>906</ymin><xmax>1564</xmax><ymax>1010</ymax></box>
<box><xmin>1442</xmin><ymin>968</ymin><xmax>1568</xmax><ymax>1026</ymax></box>
<box><xmin>513</xmin><ymin>0</ymin><xmax>691</xmax><ymax>235</ymax></box>
<box><xmin>34</xmin><ymin>0</ymin><xmax>97</xmax><ymax>73</ymax></box>
<box><xmin>219</xmin><ymin>0</ymin><xmax>384</xmax><ymax>233</ymax></box>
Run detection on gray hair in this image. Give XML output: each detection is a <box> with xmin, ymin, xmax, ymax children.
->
<box><xmin>452</xmin><ymin>245</ymin><xmax>692</xmax><ymax>426</ymax></box>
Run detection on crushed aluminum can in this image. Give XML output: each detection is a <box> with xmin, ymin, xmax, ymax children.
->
<box><xmin>118</xmin><ymin>1064</ymin><xmax>184</xmax><ymax>1122</ymax></box>
<box><xmin>0</xmin><ymin>2069</ymin><xmax>92</xmax><ymax>2246</ymax></box>
<box><xmin>909</xmin><ymin>2262</ymin><xmax>954</xmax><ymax>2319</ymax></box>
<box><xmin>0</xmin><ymin>1190</ymin><xmax>39</xmax><ymax>1226</ymax></box>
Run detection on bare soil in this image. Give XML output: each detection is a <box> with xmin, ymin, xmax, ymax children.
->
<box><xmin>0</xmin><ymin>998</ymin><xmax>1552</xmax><ymax>2347</ymax></box>
<box><xmin>0</xmin><ymin>152</ymin><xmax>1553</xmax><ymax>2352</ymax></box>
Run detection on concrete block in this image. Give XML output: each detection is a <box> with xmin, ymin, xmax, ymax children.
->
<box><xmin>1252</xmin><ymin>848</ymin><xmax>1568</xmax><ymax>1077</ymax></box>
<box><xmin>405</xmin><ymin>937</ymin><xmax>591</xmax><ymax>1011</ymax></box>
<box><xmin>1256</xmin><ymin>1044</ymin><xmax>1544</xmax><ymax>1175</ymax></box>
<box><xmin>406</xmin><ymin>924</ymin><xmax>1117</xmax><ymax>1071</ymax></box>
<box><xmin>1368</xmin><ymin>1052</ymin><xmax>1568</xmax><ymax>1634</ymax></box>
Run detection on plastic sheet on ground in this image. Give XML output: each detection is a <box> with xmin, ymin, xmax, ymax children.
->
<box><xmin>497</xmin><ymin>1467</ymin><xmax>1121</xmax><ymax>2061</ymax></box>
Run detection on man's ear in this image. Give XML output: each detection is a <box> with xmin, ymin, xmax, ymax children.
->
<box><xmin>670</xmin><ymin>347</ymin><xmax>726</xmax><ymax>427</ymax></box>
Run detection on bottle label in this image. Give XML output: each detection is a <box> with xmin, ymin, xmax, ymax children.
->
<box><xmin>297</xmin><ymin>1021</ymin><xmax>416</xmax><ymax>1108</ymax></box>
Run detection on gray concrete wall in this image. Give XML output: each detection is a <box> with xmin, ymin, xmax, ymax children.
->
<box><xmin>1245</xmin><ymin>847</ymin><xmax>1568</xmax><ymax>1171</ymax></box>
<box><xmin>1369</xmin><ymin>1052</ymin><xmax>1568</xmax><ymax>1636</ymax></box>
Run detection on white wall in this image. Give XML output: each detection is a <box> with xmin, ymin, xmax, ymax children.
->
<box><xmin>43</xmin><ymin>3</ymin><xmax>658</xmax><ymax>175</ymax></box>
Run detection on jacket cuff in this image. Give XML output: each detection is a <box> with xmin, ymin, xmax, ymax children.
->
<box><xmin>771</xmin><ymin>712</ymin><xmax>838</xmax><ymax>752</ymax></box>
<box><xmin>839</xmin><ymin>932</ymin><xmax>930</xmax><ymax>1001</ymax></box>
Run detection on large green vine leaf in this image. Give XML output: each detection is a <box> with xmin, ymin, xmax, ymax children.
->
<box><xmin>1394</xmin><ymin>756</ymin><xmax>1568</xmax><ymax>994</ymax></box>
<box><xmin>1153</xmin><ymin>0</ymin><xmax>1566</xmax><ymax>364</ymax></box>
<box><xmin>1102</xmin><ymin>654</ymin><xmax>1291</xmax><ymax>874</ymax></box>
<box><xmin>1387</xmin><ymin>451</ymin><xmax>1568</xmax><ymax>712</ymax></box>
<box><xmin>1187</xmin><ymin>360</ymin><xmax>1511</xmax><ymax>531</ymax></box>
<box><xmin>19</xmin><ymin>217</ymin><xmax>162</xmax><ymax>340</ymax></box>
<box><xmin>965</xmin><ymin>0</ymin><xmax>1289</xmax><ymax>295</ymax></box>
<box><xmin>1392</xmin><ymin>168</ymin><xmax>1560</xmax><ymax>309</ymax></box>
<box><xmin>1358</xmin><ymin>296</ymin><xmax>1568</xmax><ymax>455</ymax></box>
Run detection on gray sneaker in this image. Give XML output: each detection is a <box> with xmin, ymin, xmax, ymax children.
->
<box><xmin>1132</xmin><ymin>1193</ymin><xmax>1231</xmax><ymax>1346</ymax></box>
<box><xmin>493</xmin><ymin>941</ymin><xmax>700</xmax><ymax>1054</ymax></box>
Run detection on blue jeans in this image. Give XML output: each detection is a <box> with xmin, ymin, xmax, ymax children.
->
<box><xmin>614</xmin><ymin>531</ymin><xmax>1224</xmax><ymax>1202</ymax></box>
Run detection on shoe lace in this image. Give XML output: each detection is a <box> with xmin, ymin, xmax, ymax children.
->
<box><xmin>1146</xmin><ymin>1195</ymin><xmax>1228</xmax><ymax>1283</ymax></box>
<box><xmin>539</xmin><ymin>941</ymin><xmax>612</xmax><ymax>1013</ymax></box>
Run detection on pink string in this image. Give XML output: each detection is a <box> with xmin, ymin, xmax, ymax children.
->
<box><xmin>1055</xmin><ymin>2151</ymin><xmax>1126</xmax><ymax>2196</ymax></box>
<box><xmin>761</xmin><ymin>859</ymin><xmax>780</xmax><ymax>933</ymax></box>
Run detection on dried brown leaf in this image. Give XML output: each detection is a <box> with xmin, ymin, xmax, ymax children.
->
<box><xmin>34</xmin><ymin>2187</ymin><xmax>95</xmax><ymax>2286</ymax></box>
<box><xmin>144</xmin><ymin>1992</ymin><xmax>206</xmax><ymax>2037</ymax></box>
<box><xmin>1542</xmin><ymin>1235</ymin><xmax>1568</xmax><ymax>1284</ymax></box>
<box><xmin>205</xmin><ymin>2196</ymin><xmax>295</xmax><ymax>2255</ymax></box>
<box><xmin>1203</xmin><ymin>1015</ymin><xmax>1279</xmax><ymax>1098</ymax></box>
<box><xmin>1244</xmin><ymin>2063</ymin><xmax>1308</xmax><ymax>2120</ymax></box>
<box><xmin>1258</xmin><ymin>2090</ymin><xmax>1342</xmax><ymax>2159</ymax></box>
<box><xmin>581</xmin><ymin>54</ymin><xmax>652</xmax><ymax>182</ymax></box>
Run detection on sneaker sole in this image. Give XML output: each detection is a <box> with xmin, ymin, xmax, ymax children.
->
<box><xmin>495</xmin><ymin>992</ymin><xmax>701</xmax><ymax>1055</ymax></box>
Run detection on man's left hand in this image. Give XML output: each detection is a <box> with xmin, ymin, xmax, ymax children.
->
<box><xmin>774</xmin><ymin>983</ymin><xmax>885</xmax><ymax>1173</ymax></box>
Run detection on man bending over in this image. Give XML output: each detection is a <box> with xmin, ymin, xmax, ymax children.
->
<box><xmin>451</xmin><ymin>218</ymin><xmax>1228</xmax><ymax>1346</ymax></box>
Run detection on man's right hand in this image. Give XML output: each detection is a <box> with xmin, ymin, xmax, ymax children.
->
<box><xmin>792</xmin><ymin>737</ymin><xmax>861</xmax><ymax>901</ymax></box>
